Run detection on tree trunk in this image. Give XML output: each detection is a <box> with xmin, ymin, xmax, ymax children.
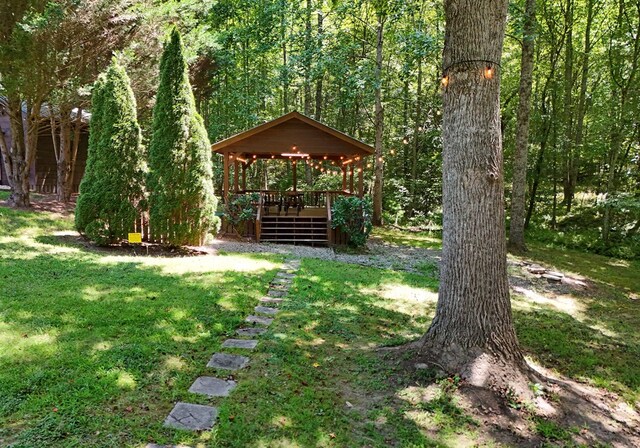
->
<box><xmin>508</xmin><ymin>0</ymin><xmax>536</xmax><ymax>252</ymax></box>
<box><xmin>314</xmin><ymin>7</ymin><xmax>324</xmax><ymax>121</ymax></box>
<box><xmin>3</xmin><ymin>97</ymin><xmax>41</xmax><ymax>207</ymax></box>
<box><xmin>372</xmin><ymin>15</ymin><xmax>385</xmax><ymax>226</ymax></box>
<box><xmin>410</xmin><ymin>60</ymin><xmax>423</xmax><ymax>217</ymax></box>
<box><xmin>562</xmin><ymin>0</ymin><xmax>575</xmax><ymax>211</ymax></box>
<box><xmin>420</xmin><ymin>0</ymin><xmax>527</xmax><ymax>388</ymax></box>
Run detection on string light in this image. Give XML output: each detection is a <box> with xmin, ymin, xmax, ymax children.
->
<box><xmin>390</xmin><ymin>149</ymin><xmax>395</xmax><ymax>155</ymax></box>
<box><xmin>441</xmin><ymin>75</ymin><xmax>449</xmax><ymax>87</ymax></box>
<box><xmin>253</xmin><ymin>155</ymin><xmax>257</xmax><ymax>159</ymax></box>
<box><xmin>378</xmin><ymin>157</ymin><xmax>383</xmax><ymax>163</ymax></box>
<box><xmin>323</xmin><ymin>155</ymin><xmax>328</xmax><ymax>160</ymax></box>
<box><xmin>484</xmin><ymin>65</ymin><xmax>493</xmax><ymax>79</ymax></box>
<box><xmin>402</xmin><ymin>138</ymin><xmax>409</xmax><ymax>144</ymax></box>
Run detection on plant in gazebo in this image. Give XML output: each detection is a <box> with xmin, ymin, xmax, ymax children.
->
<box><xmin>331</xmin><ymin>195</ymin><xmax>373</xmax><ymax>247</ymax></box>
<box><xmin>225</xmin><ymin>193</ymin><xmax>260</xmax><ymax>237</ymax></box>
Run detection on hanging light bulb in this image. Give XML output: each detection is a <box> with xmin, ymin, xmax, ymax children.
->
<box><xmin>390</xmin><ymin>149</ymin><xmax>395</xmax><ymax>155</ymax></box>
<box><xmin>402</xmin><ymin>138</ymin><xmax>409</xmax><ymax>144</ymax></box>
<box><xmin>484</xmin><ymin>65</ymin><xmax>493</xmax><ymax>79</ymax></box>
<box><xmin>441</xmin><ymin>75</ymin><xmax>449</xmax><ymax>87</ymax></box>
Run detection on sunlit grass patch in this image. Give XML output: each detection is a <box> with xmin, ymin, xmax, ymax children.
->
<box><xmin>372</xmin><ymin>227</ymin><xmax>442</xmax><ymax>249</ymax></box>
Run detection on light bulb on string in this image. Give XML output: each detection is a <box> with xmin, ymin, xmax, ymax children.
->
<box><xmin>484</xmin><ymin>65</ymin><xmax>493</xmax><ymax>79</ymax></box>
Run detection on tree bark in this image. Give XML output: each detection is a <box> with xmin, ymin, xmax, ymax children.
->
<box><xmin>372</xmin><ymin>14</ymin><xmax>385</xmax><ymax>226</ymax></box>
<box><xmin>420</xmin><ymin>0</ymin><xmax>527</xmax><ymax>387</ymax></box>
<box><xmin>3</xmin><ymin>97</ymin><xmax>41</xmax><ymax>207</ymax></box>
<box><xmin>508</xmin><ymin>0</ymin><xmax>536</xmax><ymax>252</ymax></box>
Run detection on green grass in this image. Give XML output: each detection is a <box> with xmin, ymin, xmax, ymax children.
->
<box><xmin>0</xmin><ymin>205</ymin><xmax>283</xmax><ymax>447</ymax></box>
<box><xmin>371</xmin><ymin>227</ymin><xmax>442</xmax><ymax>249</ymax></box>
<box><xmin>2</xmin><ymin>205</ymin><xmax>478</xmax><ymax>447</ymax></box>
<box><xmin>4</xmin><ymin>206</ymin><xmax>639</xmax><ymax>447</ymax></box>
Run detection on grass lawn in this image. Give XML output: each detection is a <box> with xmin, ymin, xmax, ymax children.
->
<box><xmin>2</xmin><ymin>203</ymin><xmax>639</xmax><ymax>447</ymax></box>
<box><xmin>0</xmin><ymin>205</ymin><xmax>282</xmax><ymax>447</ymax></box>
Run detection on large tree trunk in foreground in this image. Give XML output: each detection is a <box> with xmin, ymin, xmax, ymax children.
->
<box><xmin>420</xmin><ymin>0</ymin><xmax>527</xmax><ymax>389</ymax></box>
<box><xmin>508</xmin><ymin>0</ymin><xmax>536</xmax><ymax>252</ymax></box>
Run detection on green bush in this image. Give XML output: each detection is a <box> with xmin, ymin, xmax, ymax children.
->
<box><xmin>331</xmin><ymin>195</ymin><xmax>373</xmax><ymax>247</ymax></box>
<box><xmin>75</xmin><ymin>59</ymin><xmax>146</xmax><ymax>245</ymax></box>
<box><xmin>225</xmin><ymin>193</ymin><xmax>259</xmax><ymax>236</ymax></box>
<box><xmin>147</xmin><ymin>28</ymin><xmax>217</xmax><ymax>246</ymax></box>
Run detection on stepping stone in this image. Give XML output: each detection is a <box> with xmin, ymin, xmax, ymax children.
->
<box><xmin>276</xmin><ymin>273</ymin><xmax>296</xmax><ymax>279</ymax></box>
<box><xmin>255</xmin><ymin>305</ymin><xmax>279</xmax><ymax>315</ymax></box>
<box><xmin>236</xmin><ymin>327</ymin><xmax>267</xmax><ymax>337</ymax></box>
<box><xmin>269</xmin><ymin>282</ymin><xmax>289</xmax><ymax>289</ymax></box>
<box><xmin>222</xmin><ymin>338</ymin><xmax>258</xmax><ymax>349</ymax></box>
<box><xmin>188</xmin><ymin>376</ymin><xmax>237</xmax><ymax>397</ymax></box>
<box><xmin>268</xmin><ymin>289</ymin><xmax>287</xmax><ymax>298</ymax></box>
<box><xmin>271</xmin><ymin>277</ymin><xmax>292</xmax><ymax>284</ymax></box>
<box><xmin>259</xmin><ymin>296</ymin><xmax>283</xmax><ymax>304</ymax></box>
<box><xmin>207</xmin><ymin>353</ymin><xmax>250</xmax><ymax>370</ymax></box>
<box><xmin>163</xmin><ymin>402</ymin><xmax>218</xmax><ymax>431</ymax></box>
<box><xmin>246</xmin><ymin>315</ymin><xmax>273</xmax><ymax>326</ymax></box>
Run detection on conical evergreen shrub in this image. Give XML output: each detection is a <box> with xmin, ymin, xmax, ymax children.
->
<box><xmin>148</xmin><ymin>28</ymin><xmax>217</xmax><ymax>245</ymax></box>
<box><xmin>75</xmin><ymin>59</ymin><xmax>146</xmax><ymax>245</ymax></box>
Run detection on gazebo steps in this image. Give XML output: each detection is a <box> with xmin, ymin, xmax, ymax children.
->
<box><xmin>260</xmin><ymin>215</ymin><xmax>328</xmax><ymax>246</ymax></box>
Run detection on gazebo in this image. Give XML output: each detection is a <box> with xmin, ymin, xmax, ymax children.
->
<box><xmin>211</xmin><ymin>111</ymin><xmax>374</xmax><ymax>245</ymax></box>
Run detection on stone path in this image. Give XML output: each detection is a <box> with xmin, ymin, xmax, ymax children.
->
<box><xmin>148</xmin><ymin>258</ymin><xmax>300</xmax><ymax>446</ymax></box>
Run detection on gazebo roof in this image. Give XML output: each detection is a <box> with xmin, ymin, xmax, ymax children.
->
<box><xmin>211</xmin><ymin>111</ymin><xmax>374</xmax><ymax>160</ymax></box>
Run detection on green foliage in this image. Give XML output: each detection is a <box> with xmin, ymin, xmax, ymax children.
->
<box><xmin>331</xmin><ymin>195</ymin><xmax>373</xmax><ymax>247</ymax></box>
<box><xmin>75</xmin><ymin>59</ymin><xmax>146</xmax><ymax>245</ymax></box>
<box><xmin>224</xmin><ymin>193</ymin><xmax>259</xmax><ymax>235</ymax></box>
<box><xmin>147</xmin><ymin>28</ymin><xmax>217</xmax><ymax>246</ymax></box>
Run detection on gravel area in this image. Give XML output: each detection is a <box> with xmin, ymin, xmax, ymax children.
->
<box><xmin>209</xmin><ymin>237</ymin><xmax>441</xmax><ymax>273</ymax></box>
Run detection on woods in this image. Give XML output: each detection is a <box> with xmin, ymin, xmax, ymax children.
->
<box><xmin>2</xmin><ymin>0</ymin><xmax>638</xmax><ymax>258</ymax></box>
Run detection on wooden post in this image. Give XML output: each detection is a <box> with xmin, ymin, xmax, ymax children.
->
<box><xmin>342</xmin><ymin>166</ymin><xmax>347</xmax><ymax>191</ymax></box>
<box><xmin>349</xmin><ymin>164</ymin><xmax>354</xmax><ymax>193</ymax></box>
<box><xmin>358</xmin><ymin>160</ymin><xmax>364</xmax><ymax>197</ymax></box>
<box><xmin>292</xmin><ymin>161</ymin><xmax>297</xmax><ymax>191</ymax></box>
<box><xmin>223</xmin><ymin>152</ymin><xmax>229</xmax><ymax>202</ymax></box>
<box><xmin>233</xmin><ymin>158</ymin><xmax>239</xmax><ymax>192</ymax></box>
<box><xmin>242</xmin><ymin>163</ymin><xmax>247</xmax><ymax>191</ymax></box>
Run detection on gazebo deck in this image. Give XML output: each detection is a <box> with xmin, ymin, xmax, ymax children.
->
<box><xmin>211</xmin><ymin>112</ymin><xmax>374</xmax><ymax>245</ymax></box>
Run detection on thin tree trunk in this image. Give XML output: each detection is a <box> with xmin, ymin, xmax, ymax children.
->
<box><xmin>508</xmin><ymin>0</ymin><xmax>536</xmax><ymax>252</ymax></box>
<box><xmin>56</xmin><ymin>105</ymin><xmax>73</xmax><ymax>202</ymax></box>
<box><xmin>372</xmin><ymin>15</ymin><xmax>385</xmax><ymax>226</ymax></box>
<box><xmin>5</xmin><ymin>97</ymin><xmax>41</xmax><ymax>207</ymax></box>
<box><xmin>562</xmin><ymin>0</ymin><xmax>575</xmax><ymax>211</ymax></box>
<box><xmin>410</xmin><ymin>60</ymin><xmax>423</xmax><ymax>217</ymax></box>
<box><xmin>420</xmin><ymin>0</ymin><xmax>526</xmax><ymax>385</ymax></box>
<box><xmin>314</xmin><ymin>7</ymin><xmax>324</xmax><ymax>121</ymax></box>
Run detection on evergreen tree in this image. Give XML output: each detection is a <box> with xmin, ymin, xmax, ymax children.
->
<box><xmin>148</xmin><ymin>28</ymin><xmax>217</xmax><ymax>245</ymax></box>
<box><xmin>75</xmin><ymin>60</ymin><xmax>146</xmax><ymax>245</ymax></box>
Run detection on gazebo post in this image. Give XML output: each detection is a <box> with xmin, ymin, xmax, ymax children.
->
<box><xmin>223</xmin><ymin>152</ymin><xmax>229</xmax><ymax>202</ymax></box>
<box><xmin>292</xmin><ymin>161</ymin><xmax>297</xmax><ymax>191</ymax></box>
<box><xmin>358</xmin><ymin>160</ymin><xmax>364</xmax><ymax>197</ymax></box>
<box><xmin>233</xmin><ymin>158</ymin><xmax>239</xmax><ymax>192</ymax></box>
<box><xmin>241</xmin><ymin>163</ymin><xmax>247</xmax><ymax>191</ymax></box>
<box><xmin>342</xmin><ymin>166</ymin><xmax>347</xmax><ymax>191</ymax></box>
<box><xmin>349</xmin><ymin>164</ymin><xmax>354</xmax><ymax>193</ymax></box>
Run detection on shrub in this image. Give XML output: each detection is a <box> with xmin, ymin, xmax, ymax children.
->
<box><xmin>147</xmin><ymin>28</ymin><xmax>217</xmax><ymax>246</ymax></box>
<box><xmin>225</xmin><ymin>193</ymin><xmax>259</xmax><ymax>236</ymax></box>
<box><xmin>331</xmin><ymin>195</ymin><xmax>373</xmax><ymax>247</ymax></box>
<box><xmin>75</xmin><ymin>59</ymin><xmax>146</xmax><ymax>245</ymax></box>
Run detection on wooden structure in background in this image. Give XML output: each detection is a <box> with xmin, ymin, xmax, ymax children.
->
<box><xmin>0</xmin><ymin>108</ymin><xmax>89</xmax><ymax>194</ymax></box>
<box><xmin>212</xmin><ymin>111</ymin><xmax>373</xmax><ymax>245</ymax></box>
